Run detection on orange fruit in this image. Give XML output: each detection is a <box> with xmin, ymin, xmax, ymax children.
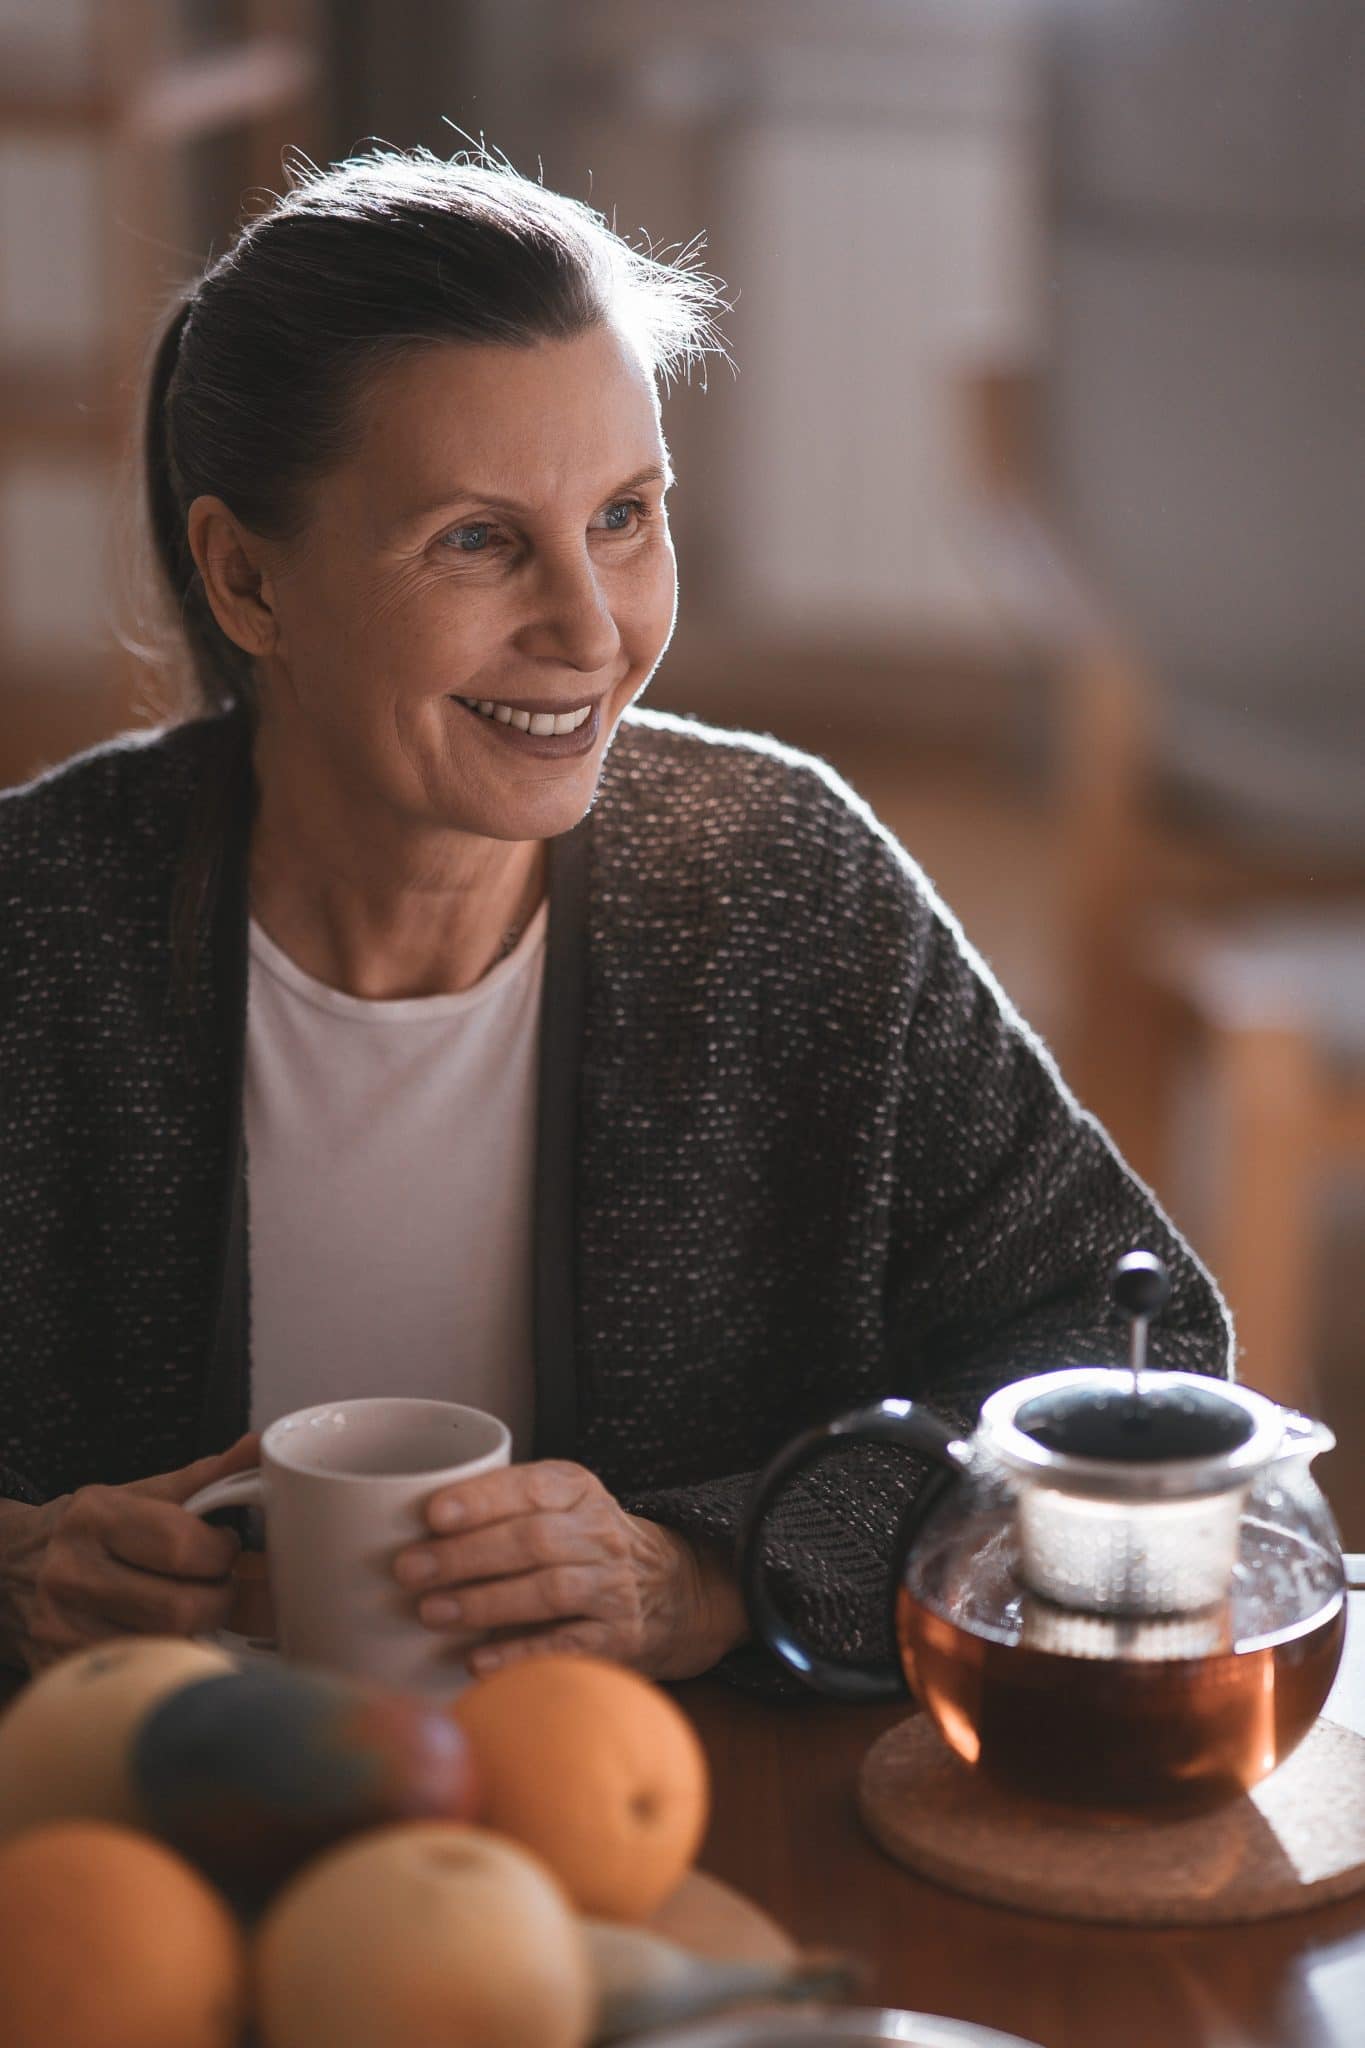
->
<box><xmin>0</xmin><ymin>1819</ymin><xmax>247</xmax><ymax>2048</ymax></box>
<box><xmin>0</xmin><ymin>1636</ymin><xmax>235</xmax><ymax>1841</ymax></box>
<box><xmin>253</xmin><ymin>1821</ymin><xmax>595</xmax><ymax>2048</ymax></box>
<box><xmin>451</xmin><ymin>1654</ymin><xmax>709</xmax><ymax>1920</ymax></box>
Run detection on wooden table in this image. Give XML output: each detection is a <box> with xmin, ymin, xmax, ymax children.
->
<box><xmin>674</xmin><ymin>1589</ymin><xmax>1365</xmax><ymax>2048</ymax></box>
<box><xmin>2</xmin><ymin>1595</ymin><xmax>1360</xmax><ymax>2047</ymax></box>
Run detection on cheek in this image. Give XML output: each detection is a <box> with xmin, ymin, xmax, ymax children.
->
<box><xmin>621</xmin><ymin>541</ymin><xmax>677</xmax><ymax>651</ymax></box>
<box><xmin>328</xmin><ymin>566</ymin><xmax>499</xmax><ymax>692</ymax></box>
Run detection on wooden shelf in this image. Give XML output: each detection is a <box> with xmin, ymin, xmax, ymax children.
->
<box><xmin>0</xmin><ymin>0</ymin><xmax>321</xmax><ymax>795</ymax></box>
<box><xmin>0</xmin><ymin>364</ymin><xmax>121</xmax><ymax>454</ymax></box>
<box><xmin>0</xmin><ymin>36</ymin><xmax>317</xmax><ymax>140</ymax></box>
<box><xmin>127</xmin><ymin>37</ymin><xmax>318</xmax><ymax>143</ymax></box>
<box><xmin>0</xmin><ymin>90</ymin><xmax>109</xmax><ymax>134</ymax></box>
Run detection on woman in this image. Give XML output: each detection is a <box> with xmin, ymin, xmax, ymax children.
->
<box><xmin>0</xmin><ymin>150</ymin><xmax>1232</xmax><ymax>1684</ymax></box>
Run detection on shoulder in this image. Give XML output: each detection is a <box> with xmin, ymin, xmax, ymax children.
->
<box><xmin>0</xmin><ymin>717</ymin><xmax>235</xmax><ymax>896</ymax></box>
<box><xmin>601</xmin><ymin>707</ymin><xmax>938</xmax><ymax>929</ymax></box>
<box><xmin>608</xmin><ymin>706</ymin><xmax>865</xmax><ymax>824</ymax></box>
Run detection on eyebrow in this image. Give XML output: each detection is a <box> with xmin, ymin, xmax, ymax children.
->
<box><xmin>407</xmin><ymin>462</ymin><xmax>675</xmax><ymax>525</ymax></box>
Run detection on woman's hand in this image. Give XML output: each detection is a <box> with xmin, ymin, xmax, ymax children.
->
<box><xmin>393</xmin><ymin>1460</ymin><xmax>750</xmax><ymax>1681</ymax></box>
<box><xmin>0</xmin><ymin>1435</ymin><xmax>260</xmax><ymax>1675</ymax></box>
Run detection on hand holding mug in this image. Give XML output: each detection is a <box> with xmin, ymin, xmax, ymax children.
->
<box><xmin>0</xmin><ymin>1434</ymin><xmax>259</xmax><ymax>1674</ymax></box>
<box><xmin>395</xmin><ymin>1458</ymin><xmax>750</xmax><ymax>1682</ymax></box>
<box><xmin>182</xmin><ymin>1399</ymin><xmax>511</xmax><ymax>1696</ymax></box>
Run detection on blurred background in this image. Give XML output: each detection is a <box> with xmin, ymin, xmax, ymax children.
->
<box><xmin>1</xmin><ymin>0</ymin><xmax>1361</xmax><ymax>1541</ymax></box>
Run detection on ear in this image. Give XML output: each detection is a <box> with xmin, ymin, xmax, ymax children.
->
<box><xmin>187</xmin><ymin>495</ymin><xmax>280</xmax><ymax>659</ymax></box>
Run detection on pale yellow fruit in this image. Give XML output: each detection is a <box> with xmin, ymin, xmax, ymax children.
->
<box><xmin>254</xmin><ymin>1822</ymin><xmax>597</xmax><ymax>2048</ymax></box>
<box><xmin>0</xmin><ymin>1636</ymin><xmax>234</xmax><ymax>1840</ymax></box>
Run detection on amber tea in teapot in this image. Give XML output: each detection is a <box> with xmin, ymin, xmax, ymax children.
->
<box><xmin>895</xmin><ymin>1504</ymin><xmax>1345</xmax><ymax>1812</ymax></box>
<box><xmin>737</xmin><ymin>1252</ymin><xmax>1347</xmax><ymax>1816</ymax></box>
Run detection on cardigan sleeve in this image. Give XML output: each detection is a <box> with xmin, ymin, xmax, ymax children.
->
<box><xmin>0</xmin><ymin>1466</ymin><xmax>43</xmax><ymax>1506</ymax></box>
<box><xmin>880</xmin><ymin>891</ymin><xmax>1234</xmax><ymax>1402</ymax></box>
<box><xmin>626</xmin><ymin>831</ymin><xmax>1234</xmax><ymax>1701</ymax></box>
<box><xmin>622</xmin><ymin>1447</ymin><xmax>929</xmax><ymax>1701</ymax></box>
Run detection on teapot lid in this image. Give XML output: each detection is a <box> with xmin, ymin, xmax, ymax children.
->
<box><xmin>977</xmin><ymin>1370</ymin><xmax>1287</xmax><ymax>1501</ymax></box>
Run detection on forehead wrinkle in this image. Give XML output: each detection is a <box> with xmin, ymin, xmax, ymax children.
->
<box><xmin>390</xmin><ymin>406</ymin><xmax>665</xmax><ymax>517</ymax></box>
<box><xmin>346</xmin><ymin>334</ymin><xmax>665</xmax><ymax>535</ymax></box>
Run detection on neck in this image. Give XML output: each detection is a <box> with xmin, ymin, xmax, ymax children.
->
<box><xmin>248</xmin><ymin>738</ymin><xmax>546</xmax><ymax>1001</ymax></box>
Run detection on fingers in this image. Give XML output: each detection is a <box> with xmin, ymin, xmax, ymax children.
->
<box><xmin>403</xmin><ymin>1465</ymin><xmax>701</xmax><ymax>1677</ymax></box>
<box><xmin>424</xmin><ymin>1458</ymin><xmax>594</xmax><ymax>1534</ymax></box>
<box><xmin>82</xmin><ymin>1487</ymin><xmax>241</xmax><ymax>1582</ymax></box>
<box><xmin>130</xmin><ymin>1432</ymin><xmax>261</xmax><ymax>1507</ymax></box>
<box><xmin>91</xmin><ymin>1559</ymin><xmax>238</xmax><ymax>1639</ymax></box>
<box><xmin>397</xmin><ymin>1503</ymin><xmax>626</xmax><ymax>1592</ymax></box>
<box><xmin>417</xmin><ymin>1561</ymin><xmax>619</xmax><ymax>1635</ymax></box>
<box><xmin>401</xmin><ymin>1460</ymin><xmax>647</xmax><ymax>1668</ymax></box>
<box><xmin>35</xmin><ymin>1537</ymin><xmax>241</xmax><ymax>1645</ymax></box>
<box><xmin>15</xmin><ymin>1447</ymin><xmax>258</xmax><ymax>1671</ymax></box>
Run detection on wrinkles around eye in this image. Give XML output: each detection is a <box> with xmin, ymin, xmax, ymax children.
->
<box><xmin>438</xmin><ymin>499</ymin><xmax>654</xmax><ymax>556</ymax></box>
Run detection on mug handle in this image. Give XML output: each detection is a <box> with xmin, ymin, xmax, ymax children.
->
<box><xmin>182</xmin><ymin>1469</ymin><xmax>265</xmax><ymax>1517</ymax></box>
<box><xmin>180</xmin><ymin>1470</ymin><xmax>272</xmax><ymax>1649</ymax></box>
<box><xmin>736</xmin><ymin>1397</ymin><xmax>970</xmax><ymax>1702</ymax></box>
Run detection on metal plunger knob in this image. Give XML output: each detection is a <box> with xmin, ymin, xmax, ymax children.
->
<box><xmin>1111</xmin><ymin>1249</ymin><xmax>1171</xmax><ymax>1389</ymax></box>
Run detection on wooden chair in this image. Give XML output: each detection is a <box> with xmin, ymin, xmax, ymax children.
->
<box><xmin>0</xmin><ymin>0</ymin><xmax>321</xmax><ymax>790</ymax></box>
<box><xmin>956</xmin><ymin>360</ymin><xmax>1365</xmax><ymax>1414</ymax></box>
<box><xmin>950</xmin><ymin>3</ymin><xmax>1365</xmax><ymax>1412</ymax></box>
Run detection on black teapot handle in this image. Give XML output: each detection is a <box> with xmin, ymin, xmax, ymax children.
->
<box><xmin>735</xmin><ymin>1397</ymin><xmax>968</xmax><ymax>1702</ymax></box>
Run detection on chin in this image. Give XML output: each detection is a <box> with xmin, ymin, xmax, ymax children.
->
<box><xmin>439</xmin><ymin>764</ymin><xmax>605</xmax><ymax>844</ymax></box>
<box><xmin>430</xmin><ymin>688</ymin><xmax>636</xmax><ymax>837</ymax></box>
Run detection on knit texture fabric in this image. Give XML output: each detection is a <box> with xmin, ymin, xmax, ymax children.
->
<box><xmin>0</xmin><ymin>709</ymin><xmax>1233</xmax><ymax>1690</ymax></box>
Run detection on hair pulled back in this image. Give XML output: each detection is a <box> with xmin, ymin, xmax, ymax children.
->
<box><xmin>144</xmin><ymin>148</ymin><xmax>724</xmax><ymax>718</ymax></box>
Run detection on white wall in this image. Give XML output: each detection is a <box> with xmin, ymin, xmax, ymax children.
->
<box><xmin>564</xmin><ymin>0</ymin><xmax>1044</xmax><ymax>649</ymax></box>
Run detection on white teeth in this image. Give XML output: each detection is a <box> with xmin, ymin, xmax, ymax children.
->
<box><xmin>458</xmin><ymin>696</ymin><xmax>593</xmax><ymax>735</ymax></box>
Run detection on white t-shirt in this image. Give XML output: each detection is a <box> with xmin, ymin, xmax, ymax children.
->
<box><xmin>243</xmin><ymin>905</ymin><xmax>547</xmax><ymax>1458</ymax></box>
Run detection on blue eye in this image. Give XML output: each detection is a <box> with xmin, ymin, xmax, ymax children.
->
<box><xmin>597</xmin><ymin>498</ymin><xmax>650</xmax><ymax>534</ymax></box>
<box><xmin>446</xmin><ymin>524</ymin><xmax>491</xmax><ymax>552</ymax></box>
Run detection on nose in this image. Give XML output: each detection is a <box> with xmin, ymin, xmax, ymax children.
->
<box><xmin>518</xmin><ymin>548</ymin><xmax>621</xmax><ymax>674</ymax></box>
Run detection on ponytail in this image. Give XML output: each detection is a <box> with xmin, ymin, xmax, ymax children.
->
<box><xmin>142</xmin><ymin>296</ymin><xmax>255</xmax><ymax>716</ymax></box>
<box><xmin>144</xmin><ymin>298</ymin><xmax>251</xmax><ymax>1007</ymax></box>
<box><xmin>143</xmin><ymin>300</ymin><xmax>192</xmax><ymax>603</ymax></box>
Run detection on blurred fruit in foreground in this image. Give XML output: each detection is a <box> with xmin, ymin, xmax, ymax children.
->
<box><xmin>451</xmin><ymin>1654</ymin><xmax>710</xmax><ymax>1920</ymax></box>
<box><xmin>254</xmin><ymin>1820</ymin><xmax>596</xmax><ymax>2048</ymax></box>
<box><xmin>133</xmin><ymin>1662</ymin><xmax>479</xmax><ymax>1904</ymax></box>
<box><xmin>0</xmin><ymin>1637</ymin><xmax>234</xmax><ymax>1841</ymax></box>
<box><xmin>583</xmin><ymin>1917</ymin><xmax>860</xmax><ymax>2042</ymax></box>
<box><xmin>0</xmin><ymin>1818</ymin><xmax>247</xmax><ymax>2048</ymax></box>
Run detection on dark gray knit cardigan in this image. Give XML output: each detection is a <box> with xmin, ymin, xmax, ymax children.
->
<box><xmin>0</xmin><ymin>707</ymin><xmax>1233</xmax><ymax>1686</ymax></box>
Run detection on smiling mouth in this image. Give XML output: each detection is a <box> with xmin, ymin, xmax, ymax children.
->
<box><xmin>456</xmin><ymin>695</ymin><xmax>594</xmax><ymax>736</ymax></box>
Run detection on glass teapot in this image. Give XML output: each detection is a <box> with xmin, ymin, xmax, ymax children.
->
<box><xmin>737</xmin><ymin>1254</ymin><xmax>1347</xmax><ymax>1814</ymax></box>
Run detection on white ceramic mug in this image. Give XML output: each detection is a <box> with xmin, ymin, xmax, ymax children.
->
<box><xmin>182</xmin><ymin>1397</ymin><xmax>511</xmax><ymax>1697</ymax></box>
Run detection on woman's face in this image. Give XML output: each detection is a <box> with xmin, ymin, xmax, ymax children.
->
<box><xmin>245</xmin><ymin>320</ymin><xmax>677</xmax><ymax>845</ymax></box>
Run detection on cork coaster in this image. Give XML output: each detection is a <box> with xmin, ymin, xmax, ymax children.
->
<box><xmin>858</xmin><ymin>1714</ymin><xmax>1365</xmax><ymax>1925</ymax></box>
